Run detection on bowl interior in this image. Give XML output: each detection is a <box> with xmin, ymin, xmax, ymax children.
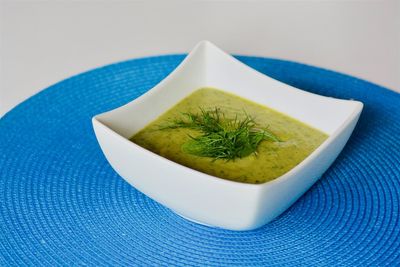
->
<box><xmin>95</xmin><ymin>41</ymin><xmax>362</xmax><ymax>140</ymax></box>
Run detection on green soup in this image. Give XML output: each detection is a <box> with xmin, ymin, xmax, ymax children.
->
<box><xmin>131</xmin><ymin>88</ymin><xmax>328</xmax><ymax>184</ymax></box>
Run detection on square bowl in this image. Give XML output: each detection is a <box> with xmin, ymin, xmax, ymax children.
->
<box><xmin>92</xmin><ymin>41</ymin><xmax>363</xmax><ymax>231</ymax></box>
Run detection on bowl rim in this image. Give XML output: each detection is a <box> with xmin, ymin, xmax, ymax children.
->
<box><xmin>93</xmin><ymin>40</ymin><xmax>363</xmax><ymax>188</ymax></box>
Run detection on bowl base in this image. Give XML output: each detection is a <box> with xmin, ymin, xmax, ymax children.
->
<box><xmin>173</xmin><ymin>210</ymin><xmax>219</xmax><ymax>229</ymax></box>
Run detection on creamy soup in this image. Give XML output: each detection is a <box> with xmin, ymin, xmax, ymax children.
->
<box><xmin>131</xmin><ymin>88</ymin><xmax>328</xmax><ymax>184</ymax></box>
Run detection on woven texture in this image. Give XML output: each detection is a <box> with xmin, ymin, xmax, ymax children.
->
<box><xmin>1</xmin><ymin>55</ymin><xmax>399</xmax><ymax>266</ymax></box>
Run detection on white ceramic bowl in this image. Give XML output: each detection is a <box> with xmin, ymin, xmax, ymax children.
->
<box><xmin>92</xmin><ymin>41</ymin><xmax>363</xmax><ymax>231</ymax></box>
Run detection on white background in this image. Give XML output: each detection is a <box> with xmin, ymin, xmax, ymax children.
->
<box><xmin>1</xmin><ymin>0</ymin><xmax>399</xmax><ymax>117</ymax></box>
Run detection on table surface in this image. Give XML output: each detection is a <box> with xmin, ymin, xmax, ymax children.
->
<box><xmin>1</xmin><ymin>55</ymin><xmax>399</xmax><ymax>266</ymax></box>
<box><xmin>1</xmin><ymin>1</ymin><xmax>399</xmax><ymax>117</ymax></box>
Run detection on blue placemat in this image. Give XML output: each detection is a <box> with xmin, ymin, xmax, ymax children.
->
<box><xmin>1</xmin><ymin>55</ymin><xmax>399</xmax><ymax>266</ymax></box>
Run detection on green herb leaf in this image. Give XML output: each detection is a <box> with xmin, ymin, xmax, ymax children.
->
<box><xmin>160</xmin><ymin>108</ymin><xmax>280</xmax><ymax>160</ymax></box>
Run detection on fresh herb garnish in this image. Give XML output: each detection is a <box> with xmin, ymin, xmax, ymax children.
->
<box><xmin>159</xmin><ymin>108</ymin><xmax>280</xmax><ymax>160</ymax></box>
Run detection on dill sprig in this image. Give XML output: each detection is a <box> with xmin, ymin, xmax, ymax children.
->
<box><xmin>159</xmin><ymin>108</ymin><xmax>280</xmax><ymax>160</ymax></box>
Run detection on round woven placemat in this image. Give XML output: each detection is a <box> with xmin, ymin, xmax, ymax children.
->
<box><xmin>1</xmin><ymin>55</ymin><xmax>399</xmax><ymax>266</ymax></box>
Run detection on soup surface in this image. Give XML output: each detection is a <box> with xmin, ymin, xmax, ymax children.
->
<box><xmin>131</xmin><ymin>88</ymin><xmax>328</xmax><ymax>184</ymax></box>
